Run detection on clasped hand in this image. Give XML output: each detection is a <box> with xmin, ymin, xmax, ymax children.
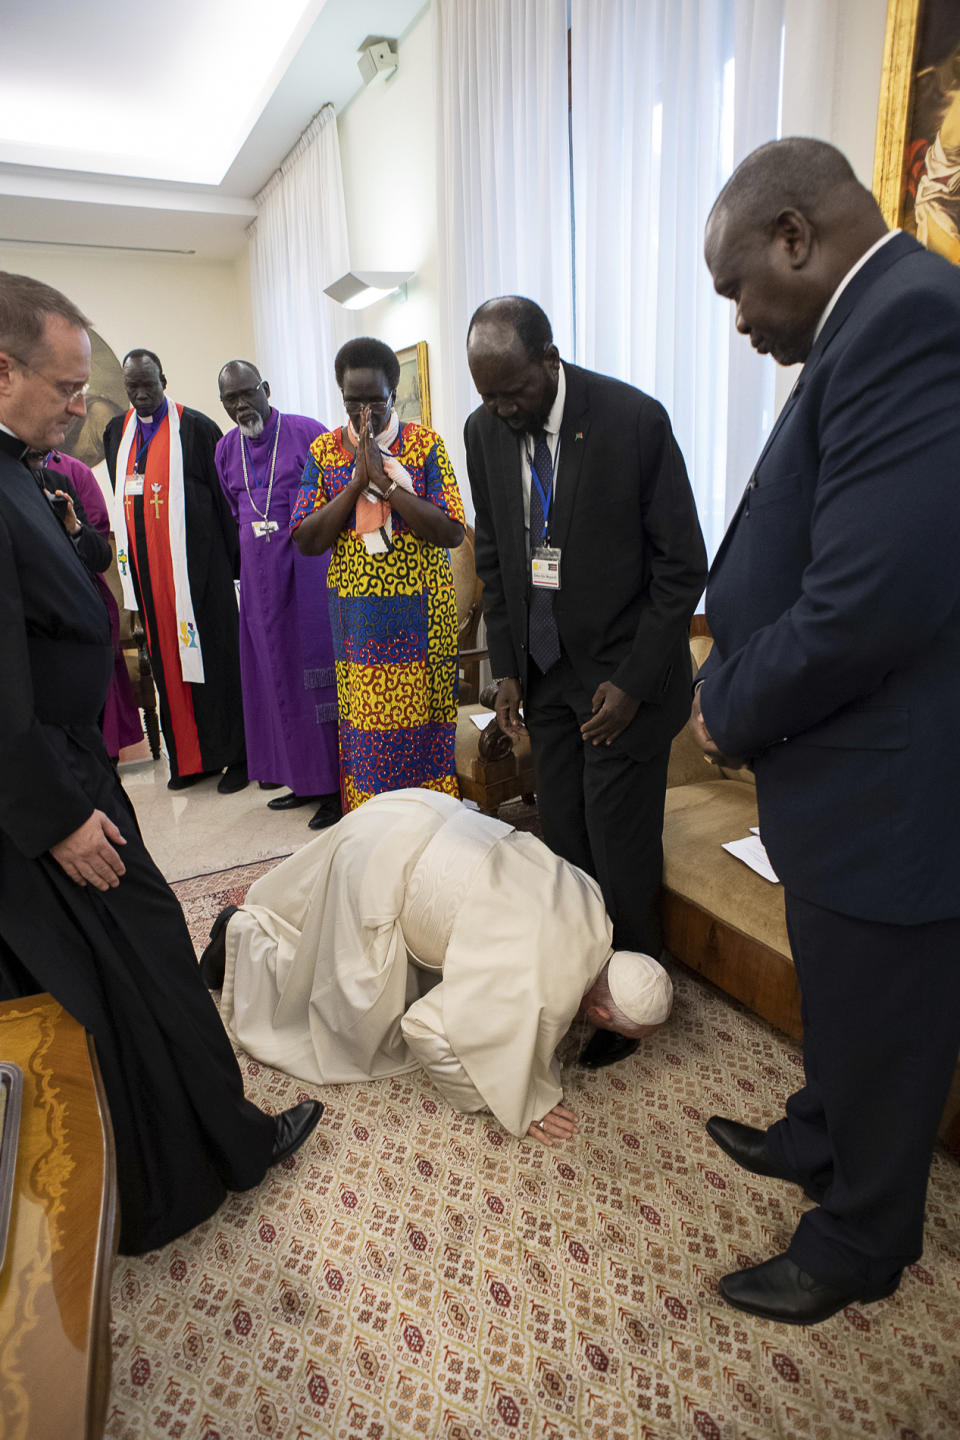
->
<box><xmin>353</xmin><ymin>406</ymin><xmax>390</xmax><ymax>497</ymax></box>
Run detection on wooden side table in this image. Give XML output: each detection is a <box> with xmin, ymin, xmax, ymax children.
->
<box><xmin>0</xmin><ymin>994</ymin><xmax>118</xmax><ymax>1440</ymax></box>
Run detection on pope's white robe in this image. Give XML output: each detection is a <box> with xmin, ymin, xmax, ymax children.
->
<box><xmin>219</xmin><ymin>788</ymin><xmax>613</xmax><ymax>1135</ymax></box>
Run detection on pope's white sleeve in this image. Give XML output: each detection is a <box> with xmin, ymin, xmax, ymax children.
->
<box><xmin>401</xmin><ymin>986</ymin><xmax>487</xmax><ymax>1114</ymax></box>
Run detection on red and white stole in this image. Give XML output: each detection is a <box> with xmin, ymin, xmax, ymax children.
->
<box><xmin>110</xmin><ymin>402</ymin><xmax>205</xmax><ymax>682</ymax></box>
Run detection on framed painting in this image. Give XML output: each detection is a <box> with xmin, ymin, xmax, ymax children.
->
<box><xmin>873</xmin><ymin>0</ymin><xmax>960</xmax><ymax>263</ymax></box>
<box><xmin>395</xmin><ymin>342</ymin><xmax>432</xmax><ymax>427</ymax></box>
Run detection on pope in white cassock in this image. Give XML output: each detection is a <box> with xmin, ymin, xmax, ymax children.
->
<box><xmin>203</xmin><ymin>789</ymin><xmax>673</xmax><ymax>1143</ymax></box>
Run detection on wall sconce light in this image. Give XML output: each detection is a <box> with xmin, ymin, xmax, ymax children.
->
<box><xmin>323</xmin><ymin>270</ymin><xmax>413</xmax><ymax>309</ymax></box>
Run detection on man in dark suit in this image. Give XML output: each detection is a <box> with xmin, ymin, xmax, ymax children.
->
<box><xmin>465</xmin><ymin>297</ymin><xmax>706</xmax><ymax>1068</ymax></box>
<box><xmin>693</xmin><ymin>138</ymin><xmax>960</xmax><ymax>1324</ymax></box>
<box><xmin>0</xmin><ymin>271</ymin><xmax>322</xmax><ymax>1253</ymax></box>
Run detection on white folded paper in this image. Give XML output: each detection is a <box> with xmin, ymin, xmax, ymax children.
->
<box><xmin>722</xmin><ymin>833</ymin><xmax>780</xmax><ymax>884</ymax></box>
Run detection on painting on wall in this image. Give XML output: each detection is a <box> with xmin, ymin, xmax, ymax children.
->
<box><xmin>59</xmin><ymin>329</ymin><xmax>127</xmax><ymax>469</ymax></box>
<box><xmin>874</xmin><ymin>0</ymin><xmax>960</xmax><ymax>263</ymax></box>
<box><xmin>394</xmin><ymin>342</ymin><xmax>432</xmax><ymax>428</ymax></box>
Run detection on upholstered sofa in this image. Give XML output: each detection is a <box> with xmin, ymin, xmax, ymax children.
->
<box><xmin>661</xmin><ymin>631</ymin><xmax>960</xmax><ymax>1160</ymax></box>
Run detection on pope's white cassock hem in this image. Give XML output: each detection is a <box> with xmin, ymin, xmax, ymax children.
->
<box><xmin>219</xmin><ymin>788</ymin><xmax>615</xmax><ymax>1135</ymax></box>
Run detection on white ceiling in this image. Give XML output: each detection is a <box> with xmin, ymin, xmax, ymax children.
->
<box><xmin>0</xmin><ymin>0</ymin><xmax>427</xmax><ymax>259</ymax></box>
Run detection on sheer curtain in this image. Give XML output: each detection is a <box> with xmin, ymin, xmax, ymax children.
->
<box><xmin>249</xmin><ymin>105</ymin><xmax>354</xmax><ymax>427</ymax></box>
<box><xmin>435</xmin><ymin>0</ymin><xmax>573</xmax><ymax>485</ymax></box>
<box><xmin>570</xmin><ymin>0</ymin><xmax>786</xmax><ymax>554</ymax></box>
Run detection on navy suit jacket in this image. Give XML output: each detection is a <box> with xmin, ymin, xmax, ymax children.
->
<box><xmin>700</xmin><ymin>232</ymin><xmax>960</xmax><ymax>924</ymax></box>
<box><xmin>465</xmin><ymin>362</ymin><xmax>707</xmax><ymax>760</ymax></box>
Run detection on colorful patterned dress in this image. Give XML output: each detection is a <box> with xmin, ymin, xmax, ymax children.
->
<box><xmin>291</xmin><ymin>422</ymin><xmax>464</xmax><ymax>812</ymax></box>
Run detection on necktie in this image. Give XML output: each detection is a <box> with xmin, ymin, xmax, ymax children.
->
<box><xmin>528</xmin><ymin>430</ymin><xmax>561</xmax><ymax>673</ymax></box>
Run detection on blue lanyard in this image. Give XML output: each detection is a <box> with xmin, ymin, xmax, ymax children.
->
<box><xmin>529</xmin><ymin>440</ymin><xmax>554</xmax><ymax>545</ymax></box>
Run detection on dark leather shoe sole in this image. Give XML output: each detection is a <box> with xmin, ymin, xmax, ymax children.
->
<box><xmin>272</xmin><ymin>1099</ymin><xmax>324</xmax><ymax>1164</ymax></box>
<box><xmin>706</xmin><ymin>1116</ymin><xmax>824</xmax><ymax>1202</ymax></box>
<box><xmin>198</xmin><ymin>905</ymin><xmax>238</xmax><ymax>989</ymax></box>
<box><xmin>718</xmin><ymin>1254</ymin><xmax>897</xmax><ymax>1326</ymax></box>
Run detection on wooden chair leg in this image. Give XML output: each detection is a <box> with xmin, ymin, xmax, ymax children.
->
<box><xmin>143</xmin><ymin>707</ymin><xmax>162</xmax><ymax>760</ymax></box>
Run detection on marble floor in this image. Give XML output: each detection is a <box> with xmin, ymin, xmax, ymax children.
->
<box><xmin>118</xmin><ymin>752</ymin><xmax>323</xmax><ymax>882</ymax></box>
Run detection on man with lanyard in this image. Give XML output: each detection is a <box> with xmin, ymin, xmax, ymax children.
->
<box><xmin>465</xmin><ymin>296</ymin><xmax>706</xmax><ymax>1070</ymax></box>
<box><xmin>215</xmin><ymin>360</ymin><xmax>341</xmax><ymax>829</ymax></box>
<box><xmin>103</xmin><ymin>349</ymin><xmax>247</xmax><ymax>792</ymax></box>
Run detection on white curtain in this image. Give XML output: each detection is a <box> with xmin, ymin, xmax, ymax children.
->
<box><xmin>570</xmin><ymin>0</ymin><xmax>786</xmax><ymax>555</ymax></box>
<box><xmin>249</xmin><ymin>106</ymin><xmax>354</xmax><ymax>428</ymax></box>
<box><xmin>435</xmin><ymin>0</ymin><xmax>573</xmax><ymax>490</ymax></box>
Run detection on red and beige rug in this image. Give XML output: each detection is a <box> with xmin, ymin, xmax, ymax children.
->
<box><xmin>105</xmin><ymin>859</ymin><xmax>960</xmax><ymax>1440</ymax></box>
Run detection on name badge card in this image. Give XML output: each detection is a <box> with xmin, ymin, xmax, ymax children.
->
<box><xmin>125</xmin><ymin>476</ymin><xmax>144</xmax><ymax>497</ymax></box>
<box><xmin>531</xmin><ymin>546</ymin><xmax>561</xmax><ymax>590</ymax></box>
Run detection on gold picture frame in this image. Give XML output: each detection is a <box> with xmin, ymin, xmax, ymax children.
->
<box><xmin>395</xmin><ymin>342</ymin><xmax>431</xmax><ymax>428</ymax></box>
<box><xmin>873</xmin><ymin>0</ymin><xmax>960</xmax><ymax>262</ymax></box>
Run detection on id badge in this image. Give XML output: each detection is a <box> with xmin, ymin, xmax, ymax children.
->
<box><xmin>531</xmin><ymin>546</ymin><xmax>561</xmax><ymax>590</ymax></box>
<box><xmin>125</xmin><ymin>476</ymin><xmax>144</xmax><ymax>497</ymax></box>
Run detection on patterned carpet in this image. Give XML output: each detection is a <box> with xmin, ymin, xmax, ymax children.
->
<box><xmin>105</xmin><ymin>857</ymin><xmax>960</xmax><ymax>1440</ymax></box>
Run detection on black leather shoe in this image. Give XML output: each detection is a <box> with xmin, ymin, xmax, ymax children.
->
<box><xmin>198</xmin><ymin>905</ymin><xmax>238</xmax><ymax>989</ymax></box>
<box><xmin>271</xmin><ymin>1099</ymin><xmax>324</xmax><ymax>1163</ymax></box>
<box><xmin>578</xmin><ymin>1029</ymin><xmax>640</xmax><ymax>1069</ymax></box>
<box><xmin>266</xmin><ymin>791</ymin><xmax>313</xmax><ymax>810</ymax></box>
<box><xmin>167</xmin><ymin>771</ymin><xmax>206</xmax><ymax>790</ymax></box>
<box><xmin>718</xmin><ymin>1254</ymin><xmax>898</xmax><ymax>1325</ymax></box>
<box><xmin>706</xmin><ymin>1116</ymin><xmax>824</xmax><ymax>1201</ymax></box>
<box><xmin>259</xmin><ymin>781</ymin><xmax>283</xmax><ymax>790</ymax></box>
<box><xmin>218</xmin><ymin>762</ymin><xmax>249</xmax><ymax>794</ymax></box>
<box><xmin>307</xmin><ymin>794</ymin><xmax>343</xmax><ymax>830</ymax></box>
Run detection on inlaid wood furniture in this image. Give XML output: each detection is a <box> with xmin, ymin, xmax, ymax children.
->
<box><xmin>0</xmin><ymin>994</ymin><xmax>118</xmax><ymax>1440</ymax></box>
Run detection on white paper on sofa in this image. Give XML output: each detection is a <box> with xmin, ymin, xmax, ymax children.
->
<box><xmin>722</xmin><ymin>833</ymin><xmax>780</xmax><ymax>884</ymax></box>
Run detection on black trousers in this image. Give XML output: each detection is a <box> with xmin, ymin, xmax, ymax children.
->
<box><xmin>765</xmin><ymin>890</ymin><xmax>960</xmax><ymax>1293</ymax></box>
<box><xmin>0</xmin><ymin>725</ymin><xmax>274</xmax><ymax>1254</ymax></box>
<box><xmin>524</xmin><ymin>652</ymin><xmax>670</xmax><ymax>955</ymax></box>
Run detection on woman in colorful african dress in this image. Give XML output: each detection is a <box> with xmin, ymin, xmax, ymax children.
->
<box><xmin>291</xmin><ymin>338</ymin><xmax>465</xmax><ymax>812</ymax></box>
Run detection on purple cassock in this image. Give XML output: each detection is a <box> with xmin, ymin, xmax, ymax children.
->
<box><xmin>215</xmin><ymin>410</ymin><xmax>339</xmax><ymax>796</ymax></box>
<box><xmin>44</xmin><ymin>450</ymin><xmax>144</xmax><ymax>757</ymax></box>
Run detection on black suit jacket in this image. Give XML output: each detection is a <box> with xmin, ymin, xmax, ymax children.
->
<box><xmin>465</xmin><ymin>362</ymin><xmax>706</xmax><ymax>758</ymax></box>
<box><xmin>0</xmin><ymin>430</ymin><xmax>113</xmax><ymax>857</ymax></box>
<box><xmin>700</xmin><ymin>232</ymin><xmax>960</xmax><ymax>923</ymax></box>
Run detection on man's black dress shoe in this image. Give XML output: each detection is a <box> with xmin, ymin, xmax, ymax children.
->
<box><xmin>272</xmin><ymin>1099</ymin><xmax>324</xmax><ymax>1163</ymax></box>
<box><xmin>267</xmin><ymin>791</ymin><xmax>313</xmax><ymax>810</ymax></box>
<box><xmin>308</xmin><ymin>794</ymin><xmax>343</xmax><ymax>830</ymax></box>
<box><xmin>167</xmin><ymin>771</ymin><xmax>206</xmax><ymax>790</ymax></box>
<box><xmin>217</xmin><ymin>762</ymin><xmax>249</xmax><ymax>794</ymax></box>
<box><xmin>706</xmin><ymin>1115</ymin><xmax>824</xmax><ymax>1201</ymax></box>
<box><xmin>718</xmin><ymin>1254</ymin><xmax>897</xmax><ymax>1326</ymax></box>
<box><xmin>198</xmin><ymin>905</ymin><xmax>238</xmax><ymax>988</ymax></box>
<box><xmin>259</xmin><ymin>781</ymin><xmax>283</xmax><ymax>790</ymax></box>
<box><xmin>578</xmin><ymin>1029</ymin><xmax>640</xmax><ymax>1069</ymax></box>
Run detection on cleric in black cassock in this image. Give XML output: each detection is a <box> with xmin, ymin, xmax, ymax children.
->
<box><xmin>0</xmin><ymin>273</ymin><xmax>321</xmax><ymax>1253</ymax></box>
<box><xmin>103</xmin><ymin>354</ymin><xmax>246</xmax><ymax>791</ymax></box>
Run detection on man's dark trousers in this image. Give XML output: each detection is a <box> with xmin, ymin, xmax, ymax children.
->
<box><xmin>525</xmin><ymin>649</ymin><xmax>669</xmax><ymax>956</ymax></box>
<box><xmin>763</xmin><ymin>892</ymin><xmax>960</xmax><ymax>1294</ymax></box>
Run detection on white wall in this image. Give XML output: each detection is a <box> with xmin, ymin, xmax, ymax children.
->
<box><xmin>336</xmin><ymin>6</ymin><xmax>458</xmax><ymax>459</ymax></box>
<box><xmin>0</xmin><ymin>240</ymin><xmax>254</xmax><ymax>497</ymax></box>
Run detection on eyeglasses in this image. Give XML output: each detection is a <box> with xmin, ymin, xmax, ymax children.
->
<box><xmin>343</xmin><ymin>397</ymin><xmax>393</xmax><ymax>415</ymax></box>
<box><xmin>10</xmin><ymin>353</ymin><xmax>89</xmax><ymax>403</ymax></box>
<box><xmin>222</xmin><ymin>382</ymin><xmax>265</xmax><ymax>406</ymax></box>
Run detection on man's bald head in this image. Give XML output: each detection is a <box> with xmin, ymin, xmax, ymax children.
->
<box><xmin>466</xmin><ymin>296</ymin><xmax>560</xmax><ymax>434</ymax></box>
<box><xmin>705</xmin><ymin>138</ymin><xmax>888</xmax><ymax>367</ymax></box>
<box><xmin>218</xmin><ymin>358</ymin><xmax>271</xmax><ymax>436</ymax></box>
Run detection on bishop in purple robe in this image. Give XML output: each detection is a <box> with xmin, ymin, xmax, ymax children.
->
<box><xmin>216</xmin><ymin>362</ymin><xmax>340</xmax><ymax>828</ymax></box>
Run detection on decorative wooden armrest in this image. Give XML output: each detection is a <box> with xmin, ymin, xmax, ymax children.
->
<box><xmin>476</xmin><ymin>680</ymin><xmax>515</xmax><ymax>762</ymax></box>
